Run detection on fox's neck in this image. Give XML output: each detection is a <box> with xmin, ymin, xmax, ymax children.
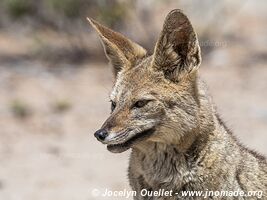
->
<box><xmin>133</xmin><ymin>125</ymin><xmax>212</xmax><ymax>166</ymax></box>
<box><xmin>131</xmin><ymin>139</ymin><xmax>206</xmax><ymax>190</ymax></box>
<box><xmin>131</xmin><ymin>114</ymin><xmax>229</xmax><ymax>190</ymax></box>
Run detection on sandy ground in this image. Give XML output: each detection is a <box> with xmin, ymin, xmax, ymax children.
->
<box><xmin>0</xmin><ymin>58</ymin><xmax>266</xmax><ymax>200</ymax></box>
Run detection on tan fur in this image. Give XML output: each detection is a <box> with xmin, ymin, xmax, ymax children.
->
<box><xmin>89</xmin><ymin>9</ymin><xmax>267</xmax><ymax>200</ymax></box>
<box><xmin>87</xmin><ymin>18</ymin><xmax>147</xmax><ymax>76</ymax></box>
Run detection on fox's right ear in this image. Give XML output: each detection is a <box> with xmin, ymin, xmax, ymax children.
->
<box><xmin>152</xmin><ymin>10</ymin><xmax>201</xmax><ymax>82</ymax></box>
<box><xmin>87</xmin><ymin>18</ymin><xmax>147</xmax><ymax>77</ymax></box>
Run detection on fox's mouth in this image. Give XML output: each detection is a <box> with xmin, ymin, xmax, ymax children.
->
<box><xmin>107</xmin><ymin>128</ymin><xmax>156</xmax><ymax>153</ymax></box>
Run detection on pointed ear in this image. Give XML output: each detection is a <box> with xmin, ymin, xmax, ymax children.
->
<box><xmin>152</xmin><ymin>10</ymin><xmax>201</xmax><ymax>82</ymax></box>
<box><xmin>87</xmin><ymin>18</ymin><xmax>147</xmax><ymax>76</ymax></box>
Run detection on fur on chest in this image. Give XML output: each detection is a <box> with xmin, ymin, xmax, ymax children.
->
<box><xmin>132</xmin><ymin>145</ymin><xmax>200</xmax><ymax>190</ymax></box>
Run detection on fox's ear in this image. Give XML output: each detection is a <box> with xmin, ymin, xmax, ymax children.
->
<box><xmin>152</xmin><ymin>10</ymin><xmax>201</xmax><ymax>82</ymax></box>
<box><xmin>87</xmin><ymin>18</ymin><xmax>147</xmax><ymax>76</ymax></box>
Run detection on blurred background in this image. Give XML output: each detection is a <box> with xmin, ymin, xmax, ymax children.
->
<box><xmin>0</xmin><ymin>0</ymin><xmax>266</xmax><ymax>200</ymax></box>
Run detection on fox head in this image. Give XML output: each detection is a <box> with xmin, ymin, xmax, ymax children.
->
<box><xmin>89</xmin><ymin>10</ymin><xmax>204</xmax><ymax>153</ymax></box>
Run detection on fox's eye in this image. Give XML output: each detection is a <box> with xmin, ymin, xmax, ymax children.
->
<box><xmin>111</xmin><ymin>101</ymin><xmax>116</xmax><ymax>112</ymax></box>
<box><xmin>133</xmin><ymin>100</ymin><xmax>150</xmax><ymax>108</ymax></box>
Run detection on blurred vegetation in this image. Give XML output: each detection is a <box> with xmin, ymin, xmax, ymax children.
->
<box><xmin>47</xmin><ymin>0</ymin><xmax>85</xmax><ymax>18</ymax></box>
<box><xmin>95</xmin><ymin>1</ymin><xmax>130</xmax><ymax>28</ymax></box>
<box><xmin>52</xmin><ymin>100</ymin><xmax>72</xmax><ymax>113</ymax></box>
<box><xmin>5</xmin><ymin>0</ymin><xmax>35</xmax><ymax>18</ymax></box>
<box><xmin>10</xmin><ymin>99</ymin><xmax>32</xmax><ymax>119</ymax></box>
<box><xmin>0</xmin><ymin>0</ymin><xmax>134</xmax><ymax>64</ymax></box>
<box><xmin>0</xmin><ymin>0</ymin><xmax>254</xmax><ymax>64</ymax></box>
<box><xmin>0</xmin><ymin>0</ymin><xmax>130</xmax><ymax>28</ymax></box>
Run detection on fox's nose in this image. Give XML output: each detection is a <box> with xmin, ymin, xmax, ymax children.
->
<box><xmin>94</xmin><ymin>129</ymin><xmax>108</xmax><ymax>141</ymax></box>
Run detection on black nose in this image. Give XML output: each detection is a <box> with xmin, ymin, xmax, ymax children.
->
<box><xmin>94</xmin><ymin>129</ymin><xmax>108</xmax><ymax>141</ymax></box>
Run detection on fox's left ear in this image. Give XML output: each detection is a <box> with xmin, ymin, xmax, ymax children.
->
<box><xmin>87</xmin><ymin>18</ymin><xmax>147</xmax><ymax>77</ymax></box>
<box><xmin>152</xmin><ymin>9</ymin><xmax>201</xmax><ymax>82</ymax></box>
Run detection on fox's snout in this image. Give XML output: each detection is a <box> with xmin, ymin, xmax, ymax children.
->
<box><xmin>94</xmin><ymin>129</ymin><xmax>108</xmax><ymax>142</ymax></box>
<box><xmin>94</xmin><ymin>113</ymin><xmax>122</xmax><ymax>143</ymax></box>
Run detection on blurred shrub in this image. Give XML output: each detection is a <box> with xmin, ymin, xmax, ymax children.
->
<box><xmin>4</xmin><ymin>0</ymin><xmax>35</xmax><ymax>18</ymax></box>
<box><xmin>47</xmin><ymin>0</ymin><xmax>85</xmax><ymax>18</ymax></box>
<box><xmin>0</xmin><ymin>0</ymin><xmax>132</xmax><ymax>63</ymax></box>
<box><xmin>1</xmin><ymin>0</ymin><xmax>130</xmax><ymax>28</ymax></box>
<box><xmin>52</xmin><ymin>100</ymin><xmax>72</xmax><ymax>113</ymax></box>
<box><xmin>10</xmin><ymin>99</ymin><xmax>32</xmax><ymax>119</ymax></box>
<box><xmin>95</xmin><ymin>0</ymin><xmax>130</xmax><ymax>28</ymax></box>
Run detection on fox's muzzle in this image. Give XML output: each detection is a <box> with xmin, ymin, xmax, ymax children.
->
<box><xmin>94</xmin><ymin>128</ymin><xmax>108</xmax><ymax>142</ymax></box>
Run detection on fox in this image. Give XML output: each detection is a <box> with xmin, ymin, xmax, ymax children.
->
<box><xmin>88</xmin><ymin>9</ymin><xmax>267</xmax><ymax>200</ymax></box>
